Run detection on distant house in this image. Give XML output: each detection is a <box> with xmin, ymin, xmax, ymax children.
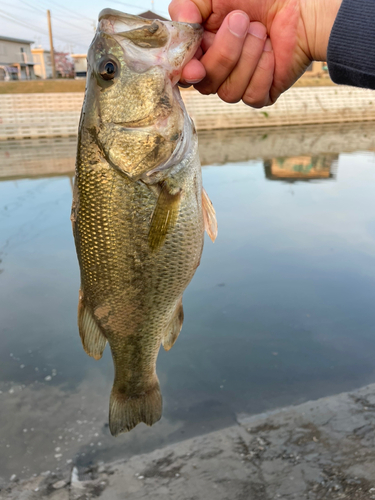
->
<box><xmin>264</xmin><ymin>156</ymin><xmax>337</xmax><ymax>182</ymax></box>
<box><xmin>55</xmin><ymin>53</ymin><xmax>74</xmax><ymax>78</ymax></box>
<box><xmin>138</xmin><ymin>10</ymin><xmax>169</xmax><ymax>21</ymax></box>
<box><xmin>32</xmin><ymin>48</ymin><xmax>74</xmax><ymax>79</ymax></box>
<box><xmin>0</xmin><ymin>36</ymin><xmax>35</xmax><ymax>81</ymax></box>
<box><xmin>71</xmin><ymin>54</ymin><xmax>87</xmax><ymax>79</ymax></box>
<box><xmin>31</xmin><ymin>48</ymin><xmax>53</xmax><ymax>79</ymax></box>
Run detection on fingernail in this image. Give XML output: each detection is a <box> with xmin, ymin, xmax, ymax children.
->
<box><xmin>185</xmin><ymin>78</ymin><xmax>203</xmax><ymax>84</ymax></box>
<box><xmin>228</xmin><ymin>12</ymin><xmax>249</xmax><ymax>38</ymax></box>
<box><xmin>248</xmin><ymin>23</ymin><xmax>267</xmax><ymax>40</ymax></box>
<box><xmin>264</xmin><ymin>38</ymin><xmax>273</xmax><ymax>51</ymax></box>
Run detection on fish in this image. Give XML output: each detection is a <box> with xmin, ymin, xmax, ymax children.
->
<box><xmin>71</xmin><ymin>8</ymin><xmax>217</xmax><ymax>436</ymax></box>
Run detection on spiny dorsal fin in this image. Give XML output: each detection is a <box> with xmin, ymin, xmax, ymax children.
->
<box><xmin>162</xmin><ymin>299</ymin><xmax>184</xmax><ymax>351</ymax></box>
<box><xmin>202</xmin><ymin>187</ymin><xmax>218</xmax><ymax>242</ymax></box>
<box><xmin>148</xmin><ymin>182</ymin><xmax>181</xmax><ymax>252</ymax></box>
<box><xmin>78</xmin><ymin>290</ymin><xmax>107</xmax><ymax>360</ymax></box>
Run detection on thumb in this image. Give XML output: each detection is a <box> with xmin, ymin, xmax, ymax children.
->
<box><xmin>169</xmin><ymin>0</ymin><xmax>212</xmax><ymax>23</ymax></box>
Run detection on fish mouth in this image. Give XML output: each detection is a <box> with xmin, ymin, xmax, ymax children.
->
<box><xmin>97</xmin><ymin>9</ymin><xmax>203</xmax><ymax>74</ymax></box>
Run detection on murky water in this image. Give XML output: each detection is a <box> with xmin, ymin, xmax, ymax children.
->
<box><xmin>1</xmin><ymin>123</ymin><xmax>375</xmax><ymax>484</ymax></box>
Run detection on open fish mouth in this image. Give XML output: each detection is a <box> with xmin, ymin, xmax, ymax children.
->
<box><xmin>97</xmin><ymin>8</ymin><xmax>204</xmax><ymax>79</ymax></box>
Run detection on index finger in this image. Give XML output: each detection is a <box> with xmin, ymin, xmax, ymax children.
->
<box><xmin>169</xmin><ymin>0</ymin><xmax>211</xmax><ymax>23</ymax></box>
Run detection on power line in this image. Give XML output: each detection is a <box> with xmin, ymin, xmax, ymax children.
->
<box><xmin>49</xmin><ymin>14</ymin><xmax>95</xmax><ymax>34</ymax></box>
<box><xmin>0</xmin><ymin>9</ymin><xmax>50</xmax><ymax>34</ymax></box>
<box><xmin>7</xmin><ymin>1</ymin><xmax>94</xmax><ymax>33</ymax></box>
<box><xmin>0</xmin><ymin>10</ymin><xmax>88</xmax><ymax>46</ymax></box>
<box><xmin>18</xmin><ymin>0</ymin><xmax>45</xmax><ymax>14</ymax></box>
<box><xmin>37</xmin><ymin>0</ymin><xmax>95</xmax><ymax>22</ymax></box>
<box><xmin>1</xmin><ymin>2</ymin><xmax>43</xmax><ymax>14</ymax></box>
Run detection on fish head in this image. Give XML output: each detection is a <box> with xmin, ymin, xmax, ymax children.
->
<box><xmin>98</xmin><ymin>9</ymin><xmax>203</xmax><ymax>85</ymax></box>
<box><xmin>82</xmin><ymin>10</ymin><xmax>203</xmax><ymax>178</ymax></box>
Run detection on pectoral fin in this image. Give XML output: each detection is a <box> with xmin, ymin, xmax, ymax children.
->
<box><xmin>202</xmin><ymin>187</ymin><xmax>218</xmax><ymax>242</ymax></box>
<box><xmin>148</xmin><ymin>183</ymin><xmax>181</xmax><ymax>252</ymax></box>
<box><xmin>78</xmin><ymin>290</ymin><xmax>107</xmax><ymax>360</ymax></box>
<box><xmin>162</xmin><ymin>299</ymin><xmax>184</xmax><ymax>351</ymax></box>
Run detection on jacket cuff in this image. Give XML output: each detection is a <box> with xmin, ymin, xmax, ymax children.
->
<box><xmin>327</xmin><ymin>0</ymin><xmax>375</xmax><ymax>88</ymax></box>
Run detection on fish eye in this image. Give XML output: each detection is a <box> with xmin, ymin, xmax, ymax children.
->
<box><xmin>99</xmin><ymin>60</ymin><xmax>117</xmax><ymax>80</ymax></box>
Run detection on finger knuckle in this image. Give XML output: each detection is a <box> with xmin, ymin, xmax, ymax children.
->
<box><xmin>217</xmin><ymin>49</ymin><xmax>237</xmax><ymax>71</ymax></box>
<box><xmin>218</xmin><ymin>84</ymin><xmax>241</xmax><ymax>104</ymax></box>
<box><xmin>258</xmin><ymin>53</ymin><xmax>274</xmax><ymax>73</ymax></box>
<box><xmin>242</xmin><ymin>89</ymin><xmax>267</xmax><ymax>108</ymax></box>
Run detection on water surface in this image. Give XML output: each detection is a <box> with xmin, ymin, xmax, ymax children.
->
<box><xmin>1</xmin><ymin>123</ymin><xmax>375</xmax><ymax>483</ymax></box>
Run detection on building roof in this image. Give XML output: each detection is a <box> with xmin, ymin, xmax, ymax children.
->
<box><xmin>0</xmin><ymin>35</ymin><xmax>34</xmax><ymax>44</ymax></box>
<box><xmin>138</xmin><ymin>10</ymin><xmax>169</xmax><ymax>21</ymax></box>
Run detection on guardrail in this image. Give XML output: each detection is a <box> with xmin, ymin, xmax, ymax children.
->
<box><xmin>1</xmin><ymin>87</ymin><xmax>375</xmax><ymax>140</ymax></box>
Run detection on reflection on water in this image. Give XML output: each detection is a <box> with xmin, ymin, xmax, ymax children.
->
<box><xmin>1</xmin><ymin>124</ymin><xmax>375</xmax><ymax>483</ymax></box>
<box><xmin>264</xmin><ymin>155</ymin><xmax>337</xmax><ymax>181</ymax></box>
<box><xmin>1</xmin><ymin>121</ymin><xmax>375</xmax><ymax>180</ymax></box>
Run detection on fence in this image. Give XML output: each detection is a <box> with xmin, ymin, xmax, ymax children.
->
<box><xmin>1</xmin><ymin>86</ymin><xmax>375</xmax><ymax>140</ymax></box>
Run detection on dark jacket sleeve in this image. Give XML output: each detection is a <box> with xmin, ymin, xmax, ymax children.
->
<box><xmin>327</xmin><ymin>0</ymin><xmax>375</xmax><ymax>89</ymax></box>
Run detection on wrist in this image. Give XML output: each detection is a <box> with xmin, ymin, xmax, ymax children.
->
<box><xmin>301</xmin><ymin>0</ymin><xmax>342</xmax><ymax>61</ymax></box>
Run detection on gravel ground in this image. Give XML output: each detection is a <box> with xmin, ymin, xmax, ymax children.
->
<box><xmin>2</xmin><ymin>383</ymin><xmax>375</xmax><ymax>500</ymax></box>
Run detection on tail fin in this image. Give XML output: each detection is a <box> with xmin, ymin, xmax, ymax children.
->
<box><xmin>109</xmin><ymin>381</ymin><xmax>162</xmax><ymax>436</ymax></box>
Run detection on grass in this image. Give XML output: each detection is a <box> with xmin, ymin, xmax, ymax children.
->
<box><xmin>0</xmin><ymin>79</ymin><xmax>86</xmax><ymax>94</ymax></box>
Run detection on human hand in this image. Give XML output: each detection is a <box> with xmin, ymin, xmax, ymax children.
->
<box><xmin>169</xmin><ymin>0</ymin><xmax>342</xmax><ymax>107</ymax></box>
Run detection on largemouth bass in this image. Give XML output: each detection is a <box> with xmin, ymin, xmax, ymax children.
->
<box><xmin>72</xmin><ymin>9</ymin><xmax>217</xmax><ymax>436</ymax></box>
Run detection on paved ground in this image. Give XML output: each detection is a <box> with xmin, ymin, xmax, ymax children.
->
<box><xmin>2</xmin><ymin>383</ymin><xmax>375</xmax><ymax>500</ymax></box>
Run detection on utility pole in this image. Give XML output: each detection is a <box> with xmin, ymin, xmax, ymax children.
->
<box><xmin>47</xmin><ymin>10</ymin><xmax>57</xmax><ymax>79</ymax></box>
<box><xmin>151</xmin><ymin>0</ymin><xmax>154</xmax><ymax>11</ymax></box>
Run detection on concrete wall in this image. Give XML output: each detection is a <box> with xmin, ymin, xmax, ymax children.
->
<box><xmin>1</xmin><ymin>86</ymin><xmax>375</xmax><ymax>140</ymax></box>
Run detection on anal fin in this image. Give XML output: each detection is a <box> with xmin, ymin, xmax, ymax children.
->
<box><xmin>148</xmin><ymin>182</ymin><xmax>181</xmax><ymax>252</ymax></box>
<box><xmin>78</xmin><ymin>290</ymin><xmax>107</xmax><ymax>360</ymax></box>
<box><xmin>162</xmin><ymin>298</ymin><xmax>184</xmax><ymax>351</ymax></box>
<box><xmin>202</xmin><ymin>187</ymin><xmax>218</xmax><ymax>242</ymax></box>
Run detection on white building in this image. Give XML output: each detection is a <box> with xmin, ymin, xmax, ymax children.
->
<box><xmin>71</xmin><ymin>54</ymin><xmax>87</xmax><ymax>78</ymax></box>
<box><xmin>31</xmin><ymin>47</ymin><xmax>53</xmax><ymax>79</ymax></box>
<box><xmin>0</xmin><ymin>36</ymin><xmax>35</xmax><ymax>80</ymax></box>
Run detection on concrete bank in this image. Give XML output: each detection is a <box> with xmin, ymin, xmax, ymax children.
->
<box><xmin>2</xmin><ymin>384</ymin><xmax>375</xmax><ymax>500</ymax></box>
<box><xmin>2</xmin><ymin>86</ymin><xmax>375</xmax><ymax>140</ymax></box>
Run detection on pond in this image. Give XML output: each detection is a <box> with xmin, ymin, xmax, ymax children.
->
<box><xmin>1</xmin><ymin>122</ymin><xmax>375</xmax><ymax>483</ymax></box>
